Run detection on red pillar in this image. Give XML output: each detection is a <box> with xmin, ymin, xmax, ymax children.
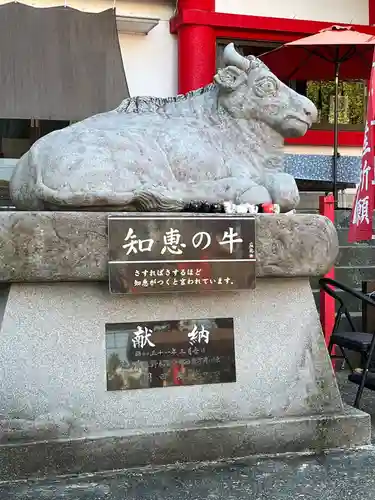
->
<box><xmin>177</xmin><ymin>0</ymin><xmax>216</xmax><ymax>94</ymax></box>
<box><xmin>370</xmin><ymin>0</ymin><xmax>375</xmax><ymax>25</ymax></box>
<box><xmin>319</xmin><ymin>194</ymin><xmax>336</xmax><ymax>346</ymax></box>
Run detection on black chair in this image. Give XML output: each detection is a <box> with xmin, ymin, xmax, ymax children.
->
<box><xmin>319</xmin><ymin>277</ymin><xmax>375</xmax><ymax>408</ymax></box>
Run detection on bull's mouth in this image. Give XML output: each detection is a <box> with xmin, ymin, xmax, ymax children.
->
<box><xmin>284</xmin><ymin>114</ymin><xmax>312</xmax><ymax>129</ymax></box>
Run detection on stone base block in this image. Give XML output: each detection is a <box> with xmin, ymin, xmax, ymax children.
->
<box><xmin>0</xmin><ymin>407</ymin><xmax>370</xmax><ymax>480</ymax></box>
<box><xmin>0</xmin><ymin>280</ymin><xmax>370</xmax><ymax>478</ymax></box>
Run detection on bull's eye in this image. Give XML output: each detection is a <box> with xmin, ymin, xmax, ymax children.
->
<box><xmin>254</xmin><ymin>76</ymin><xmax>278</xmax><ymax>97</ymax></box>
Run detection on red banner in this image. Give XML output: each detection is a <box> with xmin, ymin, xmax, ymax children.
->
<box><xmin>348</xmin><ymin>53</ymin><xmax>375</xmax><ymax>242</ymax></box>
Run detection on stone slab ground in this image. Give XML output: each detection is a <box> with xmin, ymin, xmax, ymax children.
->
<box><xmin>1</xmin><ymin>447</ymin><xmax>375</xmax><ymax>500</ymax></box>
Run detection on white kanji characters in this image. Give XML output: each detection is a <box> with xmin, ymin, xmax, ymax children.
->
<box><xmin>122</xmin><ymin>228</ymin><xmax>154</xmax><ymax>255</ymax></box>
<box><xmin>132</xmin><ymin>326</ymin><xmax>156</xmax><ymax>349</ymax></box>
<box><xmin>192</xmin><ymin>231</ymin><xmax>211</xmax><ymax>250</ymax></box>
<box><xmin>360</xmin><ymin>160</ymin><xmax>371</xmax><ymax>191</ymax></box>
<box><xmin>362</xmin><ymin>120</ymin><xmax>371</xmax><ymax>157</ymax></box>
<box><xmin>353</xmin><ymin>196</ymin><xmax>370</xmax><ymax>226</ymax></box>
<box><xmin>161</xmin><ymin>228</ymin><xmax>186</xmax><ymax>255</ymax></box>
<box><xmin>188</xmin><ymin>324</ymin><xmax>210</xmax><ymax>345</ymax></box>
<box><xmin>219</xmin><ymin>227</ymin><xmax>243</xmax><ymax>254</ymax></box>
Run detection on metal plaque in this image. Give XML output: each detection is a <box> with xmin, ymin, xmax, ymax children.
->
<box><xmin>108</xmin><ymin>214</ymin><xmax>256</xmax><ymax>294</ymax></box>
<box><xmin>105</xmin><ymin>317</ymin><xmax>236</xmax><ymax>391</ymax></box>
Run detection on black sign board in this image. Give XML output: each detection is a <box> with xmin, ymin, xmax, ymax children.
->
<box><xmin>105</xmin><ymin>317</ymin><xmax>236</xmax><ymax>391</ymax></box>
<box><xmin>108</xmin><ymin>214</ymin><xmax>256</xmax><ymax>294</ymax></box>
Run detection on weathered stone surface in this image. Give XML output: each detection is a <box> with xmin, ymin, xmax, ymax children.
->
<box><xmin>9</xmin><ymin>44</ymin><xmax>317</xmax><ymax>212</ymax></box>
<box><xmin>0</xmin><ymin>279</ymin><xmax>369</xmax><ymax>475</ymax></box>
<box><xmin>0</xmin><ymin>409</ymin><xmax>370</xmax><ymax>480</ymax></box>
<box><xmin>0</xmin><ymin>212</ymin><xmax>337</xmax><ymax>282</ymax></box>
<box><xmin>3</xmin><ymin>444</ymin><xmax>375</xmax><ymax>496</ymax></box>
<box><xmin>256</xmin><ymin>213</ymin><xmax>339</xmax><ymax>277</ymax></box>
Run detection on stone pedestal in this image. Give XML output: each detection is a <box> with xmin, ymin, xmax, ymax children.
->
<box><xmin>0</xmin><ymin>212</ymin><xmax>370</xmax><ymax>479</ymax></box>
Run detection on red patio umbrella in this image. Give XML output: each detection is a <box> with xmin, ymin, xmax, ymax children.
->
<box><xmin>260</xmin><ymin>26</ymin><xmax>375</xmax><ymax>202</ymax></box>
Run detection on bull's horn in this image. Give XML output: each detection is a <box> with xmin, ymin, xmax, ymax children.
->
<box><xmin>223</xmin><ymin>43</ymin><xmax>250</xmax><ymax>71</ymax></box>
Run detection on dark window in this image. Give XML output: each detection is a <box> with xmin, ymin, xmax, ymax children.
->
<box><xmin>0</xmin><ymin>119</ymin><xmax>69</xmax><ymax>159</ymax></box>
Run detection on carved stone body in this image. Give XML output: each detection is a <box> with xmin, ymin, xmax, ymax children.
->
<box><xmin>10</xmin><ymin>44</ymin><xmax>317</xmax><ymax>212</ymax></box>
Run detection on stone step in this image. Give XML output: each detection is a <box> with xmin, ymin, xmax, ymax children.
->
<box><xmin>336</xmin><ymin>313</ymin><xmax>363</xmax><ymax>333</ymax></box>
<box><xmin>310</xmin><ymin>267</ymin><xmax>375</xmax><ymax>290</ymax></box>
<box><xmin>311</xmin><ymin>303</ymin><xmax>362</xmax><ymax>333</ymax></box>
<box><xmin>0</xmin><ymin>412</ymin><xmax>371</xmax><ymax>483</ymax></box>
<box><xmin>338</xmin><ymin>229</ymin><xmax>375</xmax><ymax>247</ymax></box>
<box><xmin>297</xmin><ymin>191</ymin><xmax>356</xmax><ymax>211</ymax></box>
<box><xmin>297</xmin><ymin>207</ymin><xmax>374</xmax><ymax>231</ymax></box>
<box><xmin>297</xmin><ymin>208</ymin><xmax>319</xmax><ymax>214</ymax></box>
<box><xmin>336</xmin><ymin>247</ymin><xmax>375</xmax><ymax>267</ymax></box>
<box><xmin>312</xmin><ymin>289</ymin><xmax>364</xmax><ymax>314</ymax></box>
<box><xmin>298</xmin><ymin>191</ymin><xmax>356</xmax><ymax>206</ymax></box>
<box><xmin>334</xmin><ymin>209</ymin><xmax>375</xmax><ymax>230</ymax></box>
<box><xmin>334</xmin><ymin>209</ymin><xmax>352</xmax><ymax>229</ymax></box>
<box><xmin>335</xmin><ymin>267</ymin><xmax>375</xmax><ymax>289</ymax></box>
<box><xmin>297</xmin><ymin>192</ymin><xmax>326</xmax><ymax>210</ymax></box>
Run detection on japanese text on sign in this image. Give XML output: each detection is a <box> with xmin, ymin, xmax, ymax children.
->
<box><xmin>122</xmin><ymin>227</ymin><xmax>243</xmax><ymax>256</ymax></box>
<box><xmin>105</xmin><ymin>317</ymin><xmax>236</xmax><ymax>391</ymax></box>
<box><xmin>352</xmin><ymin>121</ymin><xmax>373</xmax><ymax>227</ymax></box>
<box><xmin>108</xmin><ymin>215</ymin><xmax>256</xmax><ymax>294</ymax></box>
<box><xmin>132</xmin><ymin>267</ymin><xmax>234</xmax><ymax>289</ymax></box>
<box><xmin>132</xmin><ymin>323</ymin><xmax>210</xmax><ymax>350</ymax></box>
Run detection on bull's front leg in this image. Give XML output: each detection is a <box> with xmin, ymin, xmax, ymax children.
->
<box><xmin>239</xmin><ymin>183</ymin><xmax>272</xmax><ymax>205</ymax></box>
<box><xmin>190</xmin><ymin>176</ymin><xmax>272</xmax><ymax>206</ymax></box>
<box><xmin>224</xmin><ymin>160</ymin><xmax>272</xmax><ymax>205</ymax></box>
<box><xmin>263</xmin><ymin>172</ymin><xmax>300</xmax><ymax>212</ymax></box>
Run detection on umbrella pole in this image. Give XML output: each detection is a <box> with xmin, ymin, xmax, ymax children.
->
<box><xmin>333</xmin><ymin>58</ymin><xmax>340</xmax><ymax>207</ymax></box>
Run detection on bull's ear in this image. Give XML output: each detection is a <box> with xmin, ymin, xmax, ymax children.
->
<box><xmin>214</xmin><ymin>66</ymin><xmax>247</xmax><ymax>92</ymax></box>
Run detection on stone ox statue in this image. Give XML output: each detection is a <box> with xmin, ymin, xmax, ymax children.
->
<box><xmin>10</xmin><ymin>43</ymin><xmax>317</xmax><ymax>212</ymax></box>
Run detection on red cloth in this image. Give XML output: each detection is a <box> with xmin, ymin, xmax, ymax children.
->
<box><xmin>172</xmin><ymin>361</ymin><xmax>183</xmax><ymax>385</ymax></box>
<box><xmin>348</xmin><ymin>49</ymin><xmax>375</xmax><ymax>242</ymax></box>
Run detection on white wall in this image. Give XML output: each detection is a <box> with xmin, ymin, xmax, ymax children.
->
<box><xmin>285</xmin><ymin>145</ymin><xmax>362</xmax><ymax>156</ymax></box>
<box><xmin>216</xmin><ymin>0</ymin><xmax>369</xmax><ymax>25</ymax></box>
<box><xmin>0</xmin><ymin>159</ymin><xmax>17</xmax><ymax>181</ymax></box>
<box><xmin>118</xmin><ymin>22</ymin><xmax>177</xmax><ymax>97</ymax></box>
<box><xmin>86</xmin><ymin>1</ymin><xmax>178</xmax><ymax>97</ymax></box>
<box><xmin>0</xmin><ymin>0</ymin><xmax>178</xmax><ymax>98</ymax></box>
